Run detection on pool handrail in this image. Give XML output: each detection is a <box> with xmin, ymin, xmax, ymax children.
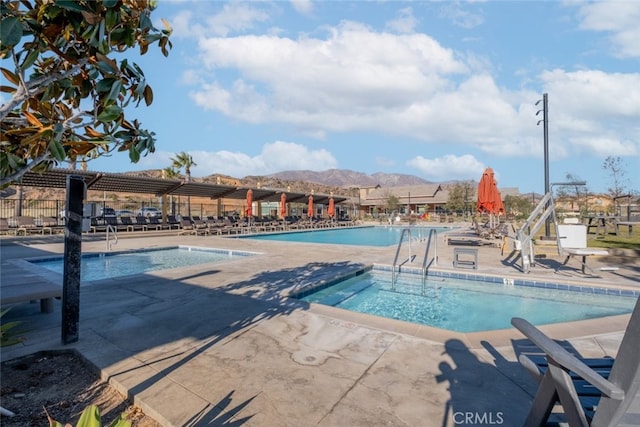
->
<box><xmin>106</xmin><ymin>224</ymin><xmax>118</xmax><ymax>251</ymax></box>
<box><xmin>421</xmin><ymin>228</ymin><xmax>438</xmax><ymax>296</ymax></box>
<box><xmin>391</xmin><ymin>228</ymin><xmax>413</xmax><ymax>291</ymax></box>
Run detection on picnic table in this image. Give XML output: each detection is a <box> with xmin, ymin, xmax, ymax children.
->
<box><xmin>581</xmin><ymin>214</ymin><xmax>620</xmax><ymax>237</ymax></box>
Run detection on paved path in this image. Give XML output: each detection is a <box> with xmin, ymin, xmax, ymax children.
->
<box><xmin>1</xmin><ymin>224</ymin><xmax>638</xmax><ymax>426</ymax></box>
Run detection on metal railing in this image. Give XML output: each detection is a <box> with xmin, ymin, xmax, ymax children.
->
<box><xmin>420</xmin><ymin>228</ymin><xmax>438</xmax><ymax>296</ymax></box>
<box><xmin>391</xmin><ymin>227</ymin><xmax>439</xmax><ymax>295</ymax></box>
<box><xmin>106</xmin><ymin>224</ymin><xmax>118</xmax><ymax>251</ymax></box>
<box><xmin>515</xmin><ymin>191</ymin><xmax>560</xmax><ymax>273</ymax></box>
<box><xmin>391</xmin><ymin>228</ymin><xmax>413</xmax><ymax>291</ymax></box>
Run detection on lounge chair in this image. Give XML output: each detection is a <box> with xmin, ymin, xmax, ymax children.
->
<box><xmin>0</xmin><ymin>218</ymin><xmax>17</xmax><ymax>235</ymax></box>
<box><xmin>40</xmin><ymin>216</ymin><xmax>64</xmax><ymax>233</ymax></box>
<box><xmin>555</xmin><ymin>224</ymin><xmax>617</xmax><ymax>275</ymax></box>
<box><xmin>145</xmin><ymin>215</ymin><xmax>165</xmax><ymax>230</ymax></box>
<box><xmin>120</xmin><ymin>216</ymin><xmax>146</xmax><ymax>232</ymax></box>
<box><xmin>16</xmin><ymin>216</ymin><xmax>51</xmax><ymax>235</ymax></box>
<box><xmin>166</xmin><ymin>215</ymin><xmax>181</xmax><ymax>230</ymax></box>
<box><xmin>178</xmin><ymin>218</ymin><xmax>208</xmax><ymax>235</ymax></box>
<box><xmin>511</xmin><ymin>295</ymin><xmax>640</xmax><ymax>426</ymax></box>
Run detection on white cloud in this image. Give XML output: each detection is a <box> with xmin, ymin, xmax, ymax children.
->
<box><xmin>539</xmin><ymin>69</ymin><xmax>640</xmax><ymax>157</ymax></box>
<box><xmin>206</xmin><ymin>2</ymin><xmax>270</xmax><ymax>37</ymax></box>
<box><xmin>575</xmin><ymin>1</ymin><xmax>640</xmax><ymax>58</ymax></box>
<box><xmin>290</xmin><ymin>0</ymin><xmax>314</xmax><ymax>16</ymax></box>
<box><xmin>170</xmin><ymin>2</ymin><xmax>270</xmax><ymax>38</ymax></box>
<box><xmin>385</xmin><ymin>7</ymin><xmax>418</xmax><ymax>34</ymax></box>
<box><xmin>407</xmin><ymin>154</ymin><xmax>486</xmax><ymax>181</ymax></box>
<box><xmin>191</xmin><ymin>21</ymin><xmax>471</xmax><ymax>133</ymax></box>
<box><xmin>438</xmin><ymin>2</ymin><xmax>484</xmax><ymax>29</ymax></box>
<box><xmin>156</xmin><ymin>141</ymin><xmax>337</xmax><ymax>178</ymax></box>
<box><xmin>184</xmin><ymin>11</ymin><xmax>639</xmax><ymax>165</ymax></box>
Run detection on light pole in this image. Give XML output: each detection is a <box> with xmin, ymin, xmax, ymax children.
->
<box><xmin>536</xmin><ymin>93</ymin><xmax>550</xmax><ymax>237</ymax></box>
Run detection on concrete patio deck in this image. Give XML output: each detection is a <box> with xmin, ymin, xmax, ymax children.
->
<box><xmin>1</xmin><ymin>223</ymin><xmax>639</xmax><ymax>426</ymax></box>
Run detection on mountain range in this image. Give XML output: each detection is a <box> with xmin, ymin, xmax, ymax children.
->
<box><xmin>12</xmin><ymin>169</ymin><xmax>443</xmax><ymax>200</ymax></box>
<box><xmin>263</xmin><ymin>169</ymin><xmax>431</xmax><ymax>188</ymax></box>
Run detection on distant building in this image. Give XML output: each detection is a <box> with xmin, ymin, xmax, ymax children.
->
<box><xmin>359</xmin><ymin>184</ymin><xmax>446</xmax><ymax>216</ymax></box>
<box><xmin>358</xmin><ymin>184</ymin><xmax>521</xmax><ymax>218</ymax></box>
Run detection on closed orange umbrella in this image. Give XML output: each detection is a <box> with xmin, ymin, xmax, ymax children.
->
<box><xmin>327</xmin><ymin>197</ymin><xmax>335</xmax><ymax>218</ymax></box>
<box><xmin>477</xmin><ymin>168</ymin><xmax>504</xmax><ymax>214</ymax></box>
<box><xmin>477</xmin><ymin>167</ymin><xmax>504</xmax><ymax>228</ymax></box>
<box><xmin>307</xmin><ymin>195</ymin><xmax>314</xmax><ymax>218</ymax></box>
<box><xmin>246</xmin><ymin>189</ymin><xmax>253</xmax><ymax>218</ymax></box>
<box><xmin>280</xmin><ymin>192</ymin><xmax>287</xmax><ymax>218</ymax></box>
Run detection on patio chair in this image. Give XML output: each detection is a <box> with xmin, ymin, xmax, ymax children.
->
<box><xmin>0</xmin><ymin>218</ymin><xmax>17</xmax><ymax>235</ymax></box>
<box><xmin>511</xmin><ymin>295</ymin><xmax>640</xmax><ymax>427</ymax></box>
<box><xmin>145</xmin><ymin>215</ymin><xmax>166</xmax><ymax>230</ymax></box>
<box><xmin>40</xmin><ymin>216</ymin><xmax>64</xmax><ymax>233</ymax></box>
<box><xmin>555</xmin><ymin>224</ymin><xmax>617</xmax><ymax>275</ymax></box>
<box><xmin>15</xmin><ymin>216</ymin><xmax>50</xmax><ymax>235</ymax></box>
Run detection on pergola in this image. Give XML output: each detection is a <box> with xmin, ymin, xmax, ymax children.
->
<box><xmin>16</xmin><ymin>168</ymin><xmax>347</xmax><ymax>206</ymax></box>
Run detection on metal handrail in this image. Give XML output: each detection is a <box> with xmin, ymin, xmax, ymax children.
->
<box><xmin>391</xmin><ymin>228</ymin><xmax>412</xmax><ymax>291</ymax></box>
<box><xmin>106</xmin><ymin>224</ymin><xmax>118</xmax><ymax>251</ymax></box>
<box><xmin>516</xmin><ymin>191</ymin><xmax>560</xmax><ymax>273</ymax></box>
<box><xmin>421</xmin><ymin>228</ymin><xmax>438</xmax><ymax>295</ymax></box>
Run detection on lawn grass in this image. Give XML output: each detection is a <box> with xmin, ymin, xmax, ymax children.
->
<box><xmin>588</xmin><ymin>228</ymin><xmax>640</xmax><ymax>250</ymax></box>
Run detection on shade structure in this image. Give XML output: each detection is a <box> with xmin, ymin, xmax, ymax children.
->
<box><xmin>246</xmin><ymin>189</ymin><xmax>253</xmax><ymax>217</ymax></box>
<box><xmin>327</xmin><ymin>197</ymin><xmax>335</xmax><ymax>218</ymax></box>
<box><xmin>477</xmin><ymin>167</ymin><xmax>504</xmax><ymax>221</ymax></box>
<box><xmin>280</xmin><ymin>192</ymin><xmax>287</xmax><ymax>218</ymax></box>
<box><xmin>307</xmin><ymin>195</ymin><xmax>314</xmax><ymax>218</ymax></box>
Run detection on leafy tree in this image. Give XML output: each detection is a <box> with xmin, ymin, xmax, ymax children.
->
<box><xmin>384</xmin><ymin>192</ymin><xmax>400</xmax><ymax>215</ymax></box>
<box><xmin>602</xmin><ymin>156</ymin><xmax>629</xmax><ymax>198</ymax></box>
<box><xmin>170</xmin><ymin>152</ymin><xmax>196</xmax><ymax>215</ymax></box>
<box><xmin>162</xmin><ymin>166</ymin><xmax>179</xmax><ymax>179</ymax></box>
<box><xmin>0</xmin><ymin>0</ymin><xmax>172</xmax><ymax>187</ymax></box>
<box><xmin>446</xmin><ymin>181</ymin><xmax>474</xmax><ymax>214</ymax></box>
<box><xmin>503</xmin><ymin>194</ymin><xmax>534</xmax><ymax>219</ymax></box>
<box><xmin>170</xmin><ymin>152</ymin><xmax>196</xmax><ymax>181</ymax></box>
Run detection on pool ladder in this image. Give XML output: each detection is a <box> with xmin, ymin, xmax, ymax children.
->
<box><xmin>391</xmin><ymin>228</ymin><xmax>438</xmax><ymax>296</ymax></box>
<box><xmin>106</xmin><ymin>224</ymin><xmax>118</xmax><ymax>251</ymax></box>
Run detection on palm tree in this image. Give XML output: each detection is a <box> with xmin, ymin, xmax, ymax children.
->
<box><xmin>162</xmin><ymin>167</ymin><xmax>180</xmax><ymax>215</ymax></box>
<box><xmin>170</xmin><ymin>152</ymin><xmax>197</xmax><ymax>216</ymax></box>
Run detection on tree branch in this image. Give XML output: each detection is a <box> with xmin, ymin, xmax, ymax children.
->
<box><xmin>0</xmin><ymin>152</ymin><xmax>52</xmax><ymax>188</ymax></box>
<box><xmin>0</xmin><ymin>59</ymin><xmax>88</xmax><ymax>121</ymax></box>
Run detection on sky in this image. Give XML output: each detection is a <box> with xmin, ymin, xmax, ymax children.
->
<box><xmin>87</xmin><ymin>0</ymin><xmax>640</xmax><ymax>195</ymax></box>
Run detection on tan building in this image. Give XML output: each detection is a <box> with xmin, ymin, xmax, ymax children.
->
<box><xmin>359</xmin><ymin>184</ymin><xmax>447</xmax><ymax>216</ymax></box>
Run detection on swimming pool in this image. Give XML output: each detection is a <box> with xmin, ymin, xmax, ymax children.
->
<box><xmin>293</xmin><ymin>268</ymin><xmax>638</xmax><ymax>332</ymax></box>
<box><xmin>241</xmin><ymin>225</ymin><xmax>452</xmax><ymax>246</ymax></box>
<box><xmin>28</xmin><ymin>246</ymin><xmax>256</xmax><ymax>282</ymax></box>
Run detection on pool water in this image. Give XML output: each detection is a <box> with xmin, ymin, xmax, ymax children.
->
<box><xmin>294</xmin><ymin>270</ymin><xmax>637</xmax><ymax>332</ymax></box>
<box><xmin>29</xmin><ymin>246</ymin><xmax>254</xmax><ymax>282</ymax></box>
<box><xmin>242</xmin><ymin>225</ymin><xmax>451</xmax><ymax>246</ymax></box>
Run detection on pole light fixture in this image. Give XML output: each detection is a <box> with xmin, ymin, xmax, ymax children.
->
<box><xmin>536</xmin><ymin>93</ymin><xmax>550</xmax><ymax>237</ymax></box>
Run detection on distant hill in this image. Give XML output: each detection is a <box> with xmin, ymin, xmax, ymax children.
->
<box><xmin>262</xmin><ymin>169</ymin><xmax>430</xmax><ymax>188</ymax></box>
<box><xmin>10</xmin><ymin>168</ymin><xmax>434</xmax><ymax>201</ymax></box>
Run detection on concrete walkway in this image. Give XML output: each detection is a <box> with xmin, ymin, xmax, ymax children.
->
<box><xmin>1</xmin><ymin>223</ymin><xmax>638</xmax><ymax>426</ymax></box>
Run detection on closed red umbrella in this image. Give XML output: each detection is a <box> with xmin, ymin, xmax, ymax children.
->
<box><xmin>477</xmin><ymin>167</ymin><xmax>504</xmax><ymax>227</ymax></box>
<box><xmin>280</xmin><ymin>192</ymin><xmax>287</xmax><ymax>218</ymax></box>
<box><xmin>327</xmin><ymin>197</ymin><xmax>335</xmax><ymax>218</ymax></box>
<box><xmin>307</xmin><ymin>195</ymin><xmax>314</xmax><ymax>218</ymax></box>
<box><xmin>246</xmin><ymin>189</ymin><xmax>253</xmax><ymax>218</ymax></box>
<box><xmin>477</xmin><ymin>168</ymin><xmax>503</xmax><ymax>214</ymax></box>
